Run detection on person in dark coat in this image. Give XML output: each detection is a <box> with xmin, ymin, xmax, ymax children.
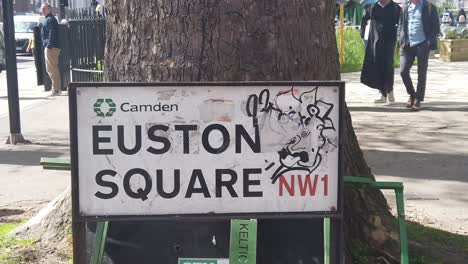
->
<box><xmin>360</xmin><ymin>0</ymin><xmax>401</xmax><ymax>104</ymax></box>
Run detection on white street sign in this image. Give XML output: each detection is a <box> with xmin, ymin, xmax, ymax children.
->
<box><xmin>72</xmin><ymin>83</ymin><xmax>343</xmax><ymax>218</ymax></box>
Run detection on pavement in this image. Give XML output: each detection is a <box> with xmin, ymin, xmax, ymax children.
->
<box><xmin>0</xmin><ymin>56</ymin><xmax>467</xmax><ymax>235</ymax></box>
<box><xmin>344</xmin><ymin>58</ymin><xmax>468</xmax><ymax>235</ymax></box>
<box><xmin>0</xmin><ymin>55</ymin><xmax>69</xmax><ymax>209</ymax></box>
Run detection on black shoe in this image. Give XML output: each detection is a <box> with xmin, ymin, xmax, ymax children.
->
<box><xmin>406</xmin><ymin>97</ymin><xmax>415</xmax><ymax>108</ymax></box>
<box><xmin>411</xmin><ymin>100</ymin><xmax>421</xmax><ymax>111</ymax></box>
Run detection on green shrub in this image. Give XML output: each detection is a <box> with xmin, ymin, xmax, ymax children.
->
<box><xmin>337</xmin><ymin>28</ymin><xmax>401</xmax><ymax>73</ymax></box>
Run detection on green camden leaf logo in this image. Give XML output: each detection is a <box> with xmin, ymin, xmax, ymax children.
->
<box><xmin>94</xmin><ymin>99</ymin><xmax>117</xmax><ymax>117</ymax></box>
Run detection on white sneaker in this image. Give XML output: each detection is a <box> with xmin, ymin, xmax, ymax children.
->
<box><xmin>374</xmin><ymin>95</ymin><xmax>387</xmax><ymax>104</ymax></box>
<box><xmin>388</xmin><ymin>92</ymin><xmax>395</xmax><ymax>103</ymax></box>
<box><xmin>49</xmin><ymin>90</ymin><xmax>62</xmax><ymax>97</ymax></box>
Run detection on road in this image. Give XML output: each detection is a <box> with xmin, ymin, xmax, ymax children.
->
<box><xmin>0</xmin><ymin>54</ymin><xmax>46</xmax><ymax>120</ymax></box>
<box><xmin>15</xmin><ymin>54</ymin><xmax>35</xmax><ymax>70</ymax></box>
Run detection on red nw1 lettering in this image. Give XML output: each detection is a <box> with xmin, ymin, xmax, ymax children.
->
<box><xmin>322</xmin><ymin>174</ymin><xmax>328</xmax><ymax>196</ymax></box>
<box><xmin>279</xmin><ymin>175</ymin><xmax>294</xmax><ymax>196</ymax></box>
<box><xmin>298</xmin><ymin>175</ymin><xmax>319</xmax><ymax>196</ymax></box>
<box><xmin>279</xmin><ymin>175</ymin><xmax>323</xmax><ymax>196</ymax></box>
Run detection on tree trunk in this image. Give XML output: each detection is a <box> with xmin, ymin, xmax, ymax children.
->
<box><xmin>104</xmin><ymin>0</ymin><xmax>397</xmax><ymax>262</ymax></box>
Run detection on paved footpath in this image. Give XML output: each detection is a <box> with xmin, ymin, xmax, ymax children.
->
<box><xmin>0</xmin><ymin>58</ymin><xmax>467</xmax><ymax>235</ymax></box>
<box><xmin>0</xmin><ymin>63</ymin><xmax>69</xmax><ymax>210</ymax></box>
<box><xmin>343</xmin><ymin>58</ymin><xmax>468</xmax><ymax>235</ymax></box>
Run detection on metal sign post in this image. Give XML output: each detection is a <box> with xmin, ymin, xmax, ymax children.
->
<box><xmin>69</xmin><ymin>81</ymin><xmax>345</xmax><ymax>263</ymax></box>
<box><xmin>2</xmin><ymin>0</ymin><xmax>26</xmax><ymax>144</ymax></box>
<box><xmin>340</xmin><ymin>3</ymin><xmax>345</xmax><ymax>66</ymax></box>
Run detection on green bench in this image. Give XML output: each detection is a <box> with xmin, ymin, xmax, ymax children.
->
<box><xmin>41</xmin><ymin>157</ymin><xmax>408</xmax><ymax>264</ymax></box>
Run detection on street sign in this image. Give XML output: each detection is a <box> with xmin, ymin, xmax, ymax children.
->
<box><xmin>178</xmin><ymin>259</ymin><xmax>229</xmax><ymax>264</ymax></box>
<box><xmin>230</xmin><ymin>219</ymin><xmax>257</xmax><ymax>264</ymax></box>
<box><xmin>69</xmin><ymin>82</ymin><xmax>344</xmax><ymax>221</ymax></box>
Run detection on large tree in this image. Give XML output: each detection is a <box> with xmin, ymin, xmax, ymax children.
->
<box><xmin>103</xmin><ymin>0</ymin><xmax>396</xmax><ymax>262</ymax></box>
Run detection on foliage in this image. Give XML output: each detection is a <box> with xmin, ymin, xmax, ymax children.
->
<box><xmin>336</xmin><ymin>28</ymin><xmax>400</xmax><ymax>73</ymax></box>
<box><xmin>0</xmin><ymin>222</ymin><xmax>38</xmax><ymax>264</ymax></box>
<box><xmin>349</xmin><ymin>240</ymin><xmax>376</xmax><ymax>264</ymax></box>
<box><xmin>444</xmin><ymin>29</ymin><xmax>468</xmax><ymax>39</ymax></box>
<box><xmin>337</xmin><ymin>28</ymin><xmax>365</xmax><ymax>73</ymax></box>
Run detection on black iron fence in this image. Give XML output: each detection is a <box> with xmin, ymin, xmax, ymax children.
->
<box><xmin>67</xmin><ymin>7</ymin><xmax>106</xmax><ymax>82</ymax></box>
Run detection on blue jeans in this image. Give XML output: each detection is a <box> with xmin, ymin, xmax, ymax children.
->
<box><xmin>400</xmin><ymin>42</ymin><xmax>430</xmax><ymax>102</ymax></box>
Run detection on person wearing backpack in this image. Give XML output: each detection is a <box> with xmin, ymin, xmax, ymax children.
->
<box><xmin>360</xmin><ymin>0</ymin><xmax>401</xmax><ymax>104</ymax></box>
<box><xmin>398</xmin><ymin>0</ymin><xmax>440</xmax><ymax>111</ymax></box>
<box><xmin>458</xmin><ymin>8</ymin><xmax>466</xmax><ymax>26</ymax></box>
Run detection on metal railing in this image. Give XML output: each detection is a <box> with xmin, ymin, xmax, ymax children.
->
<box><xmin>67</xmin><ymin>7</ymin><xmax>106</xmax><ymax>82</ymax></box>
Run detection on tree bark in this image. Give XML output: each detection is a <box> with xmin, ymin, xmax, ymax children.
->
<box><xmin>105</xmin><ymin>0</ymin><xmax>397</xmax><ymax>262</ymax></box>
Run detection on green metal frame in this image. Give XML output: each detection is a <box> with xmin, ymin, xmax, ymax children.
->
<box><xmin>41</xmin><ymin>158</ymin><xmax>408</xmax><ymax>264</ymax></box>
<box><xmin>329</xmin><ymin>176</ymin><xmax>409</xmax><ymax>264</ymax></box>
<box><xmin>90</xmin><ymin>221</ymin><xmax>109</xmax><ymax>264</ymax></box>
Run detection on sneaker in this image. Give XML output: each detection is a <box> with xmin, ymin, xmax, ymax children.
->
<box><xmin>411</xmin><ymin>100</ymin><xmax>421</xmax><ymax>111</ymax></box>
<box><xmin>387</xmin><ymin>92</ymin><xmax>395</xmax><ymax>103</ymax></box>
<box><xmin>49</xmin><ymin>90</ymin><xmax>62</xmax><ymax>97</ymax></box>
<box><xmin>374</xmin><ymin>95</ymin><xmax>387</xmax><ymax>104</ymax></box>
<box><xmin>406</xmin><ymin>97</ymin><xmax>414</xmax><ymax>108</ymax></box>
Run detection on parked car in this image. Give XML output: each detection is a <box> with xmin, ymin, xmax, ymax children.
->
<box><xmin>14</xmin><ymin>15</ymin><xmax>45</xmax><ymax>54</ymax></box>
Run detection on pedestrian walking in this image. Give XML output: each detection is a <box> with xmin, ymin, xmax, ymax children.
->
<box><xmin>458</xmin><ymin>8</ymin><xmax>466</xmax><ymax>26</ymax></box>
<box><xmin>360</xmin><ymin>0</ymin><xmax>401</xmax><ymax>104</ymax></box>
<box><xmin>95</xmin><ymin>1</ymin><xmax>105</xmax><ymax>18</ymax></box>
<box><xmin>442</xmin><ymin>7</ymin><xmax>455</xmax><ymax>26</ymax></box>
<box><xmin>91</xmin><ymin>0</ymin><xmax>99</xmax><ymax>8</ymax></box>
<box><xmin>398</xmin><ymin>0</ymin><xmax>440</xmax><ymax>111</ymax></box>
<box><xmin>40</xmin><ymin>3</ymin><xmax>62</xmax><ymax>96</ymax></box>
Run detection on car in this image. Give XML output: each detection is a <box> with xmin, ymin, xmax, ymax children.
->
<box><xmin>14</xmin><ymin>15</ymin><xmax>45</xmax><ymax>54</ymax></box>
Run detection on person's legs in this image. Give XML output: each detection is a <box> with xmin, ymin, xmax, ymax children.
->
<box><xmin>384</xmin><ymin>42</ymin><xmax>396</xmax><ymax>102</ymax></box>
<box><xmin>400</xmin><ymin>46</ymin><xmax>416</xmax><ymax>106</ymax></box>
<box><xmin>45</xmin><ymin>48</ymin><xmax>61</xmax><ymax>94</ymax></box>
<box><xmin>374</xmin><ymin>42</ymin><xmax>391</xmax><ymax>104</ymax></box>
<box><xmin>415</xmin><ymin>43</ymin><xmax>430</xmax><ymax>102</ymax></box>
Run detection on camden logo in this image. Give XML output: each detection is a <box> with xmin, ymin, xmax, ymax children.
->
<box><xmin>94</xmin><ymin>99</ymin><xmax>117</xmax><ymax>117</ymax></box>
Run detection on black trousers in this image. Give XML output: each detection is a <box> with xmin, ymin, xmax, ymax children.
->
<box><xmin>400</xmin><ymin>42</ymin><xmax>430</xmax><ymax>102</ymax></box>
<box><xmin>373</xmin><ymin>40</ymin><xmax>396</xmax><ymax>97</ymax></box>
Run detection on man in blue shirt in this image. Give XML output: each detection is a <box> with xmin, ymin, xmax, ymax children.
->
<box><xmin>398</xmin><ymin>0</ymin><xmax>440</xmax><ymax>111</ymax></box>
<box><xmin>40</xmin><ymin>3</ymin><xmax>61</xmax><ymax>96</ymax></box>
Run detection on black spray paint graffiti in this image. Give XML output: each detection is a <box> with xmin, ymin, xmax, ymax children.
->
<box><xmin>246</xmin><ymin>87</ymin><xmax>336</xmax><ymax>184</ymax></box>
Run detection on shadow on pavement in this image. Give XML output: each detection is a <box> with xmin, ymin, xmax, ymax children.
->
<box><xmin>0</xmin><ymin>149</ymin><xmax>64</xmax><ymax>166</ymax></box>
<box><xmin>349</xmin><ymin>101</ymin><xmax>468</xmax><ymax>112</ymax></box>
<box><xmin>363</xmin><ymin>149</ymin><xmax>468</xmax><ymax>183</ymax></box>
<box><xmin>0</xmin><ymin>96</ymin><xmax>49</xmax><ymax>100</ymax></box>
<box><xmin>0</xmin><ymin>208</ymin><xmax>25</xmax><ymax>217</ymax></box>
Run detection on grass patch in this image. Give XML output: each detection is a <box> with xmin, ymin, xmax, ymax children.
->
<box><xmin>349</xmin><ymin>220</ymin><xmax>468</xmax><ymax>263</ymax></box>
<box><xmin>0</xmin><ymin>223</ymin><xmax>21</xmax><ymax>237</ymax></box>
<box><xmin>408</xmin><ymin>221</ymin><xmax>468</xmax><ymax>251</ymax></box>
<box><xmin>336</xmin><ymin>28</ymin><xmax>400</xmax><ymax>73</ymax></box>
<box><xmin>0</xmin><ymin>222</ymin><xmax>39</xmax><ymax>264</ymax></box>
<box><xmin>405</xmin><ymin>221</ymin><xmax>468</xmax><ymax>263</ymax></box>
